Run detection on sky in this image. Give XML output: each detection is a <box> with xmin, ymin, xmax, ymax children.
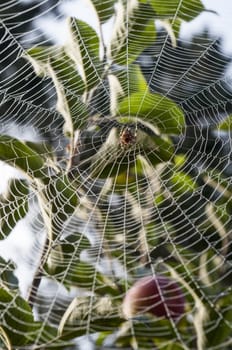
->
<box><xmin>37</xmin><ymin>0</ymin><xmax>232</xmax><ymax>56</ymax></box>
<box><xmin>182</xmin><ymin>0</ymin><xmax>232</xmax><ymax>54</ymax></box>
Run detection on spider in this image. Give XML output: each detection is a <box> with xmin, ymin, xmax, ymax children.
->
<box><xmin>119</xmin><ymin>126</ymin><xmax>137</xmax><ymax>148</ymax></box>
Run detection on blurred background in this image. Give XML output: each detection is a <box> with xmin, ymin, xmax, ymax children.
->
<box><xmin>0</xmin><ymin>2</ymin><xmax>232</xmax><ymax>349</ymax></box>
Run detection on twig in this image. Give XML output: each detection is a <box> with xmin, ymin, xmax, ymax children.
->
<box><xmin>27</xmin><ymin>236</ymin><xmax>50</xmax><ymax>308</ymax></box>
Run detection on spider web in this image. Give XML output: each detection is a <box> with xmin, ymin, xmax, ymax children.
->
<box><xmin>0</xmin><ymin>0</ymin><xmax>232</xmax><ymax>349</ymax></box>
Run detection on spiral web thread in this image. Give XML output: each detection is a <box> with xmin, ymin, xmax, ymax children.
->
<box><xmin>0</xmin><ymin>0</ymin><xmax>232</xmax><ymax>349</ymax></box>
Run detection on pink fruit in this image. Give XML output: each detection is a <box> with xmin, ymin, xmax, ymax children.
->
<box><xmin>122</xmin><ymin>275</ymin><xmax>185</xmax><ymax>320</ymax></box>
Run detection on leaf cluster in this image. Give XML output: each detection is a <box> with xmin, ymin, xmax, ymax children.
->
<box><xmin>0</xmin><ymin>1</ymin><xmax>231</xmax><ymax>349</ymax></box>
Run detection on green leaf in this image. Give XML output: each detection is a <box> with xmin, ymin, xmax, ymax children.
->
<box><xmin>87</xmin><ymin>0</ymin><xmax>115</xmax><ymax>23</ymax></box>
<box><xmin>218</xmin><ymin>114</ymin><xmax>232</xmax><ymax>131</ymax></box>
<box><xmin>0</xmin><ymin>135</ymin><xmax>45</xmax><ymax>179</ymax></box>
<box><xmin>116</xmin><ymin>64</ymin><xmax>148</xmax><ymax>97</ymax></box>
<box><xmin>140</xmin><ymin>132</ymin><xmax>174</xmax><ymax>165</ymax></box>
<box><xmin>69</xmin><ymin>261</ymin><xmax>97</xmax><ymax>287</ymax></box>
<box><xmin>68</xmin><ymin>18</ymin><xmax>103</xmax><ymax>91</ymax></box>
<box><xmin>0</xmin><ymin>258</ymin><xmax>18</xmax><ymax>289</ymax></box>
<box><xmin>26</xmin><ymin>47</ymin><xmax>87</xmax><ymax>135</ymax></box>
<box><xmin>118</xmin><ymin>92</ymin><xmax>185</xmax><ymax>134</ymax></box>
<box><xmin>170</xmin><ymin>171</ymin><xmax>197</xmax><ymax>196</ymax></box>
<box><xmin>165</xmin><ymin>265</ymin><xmax>208</xmax><ymax>350</ymax></box>
<box><xmin>59</xmin><ymin>295</ymin><xmax>124</xmax><ymax>339</ymax></box>
<box><xmin>47</xmin><ymin>175</ymin><xmax>79</xmax><ymax>214</ymax></box>
<box><xmin>25</xmin><ymin>141</ymin><xmax>54</xmax><ymax>160</ymax></box>
<box><xmin>46</xmin><ymin>235</ymin><xmax>91</xmax><ymax>275</ymax></box>
<box><xmin>160</xmin><ymin>344</ymin><xmax>188</xmax><ymax>350</ymax></box>
<box><xmin>0</xmin><ymin>288</ymin><xmax>73</xmax><ymax>348</ymax></box>
<box><xmin>116</xmin><ymin>317</ymin><xmax>188</xmax><ymax>349</ymax></box>
<box><xmin>206</xmin><ymin>292</ymin><xmax>232</xmax><ymax>347</ymax></box>
<box><xmin>96</xmin><ymin>331</ymin><xmax>112</xmax><ymax>346</ymax></box>
<box><xmin>0</xmin><ymin>288</ymin><xmax>70</xmax><ymax>348</ymax></box>
<box><xmin>50</xmin><ymin>57</ymin><xmax>88</xmax><ymax>135</ymax></box>
<box><xmin>174</xmin><ymin>154</ymin><xmax>186</xmax><ymax>167</ymax></box>
<box><xmin>27</xmin><ymin>46</ymin><xmax>85</xmax><ymax>94</ymax></box>
<box><xmin>49</xmin><ymin>254</ymin><xmax>119</xmax><ymax>296</ymax></box>
<box><xmin>0</xmin><ymin>179</ymin><xmax>29</xmax><ymax>239</ymax></box>
<box><xmin>133</xmin><ymin>318</ymin><xmax>177</xmax><ymax>340</ymax></box>
<box><xmin>45</xmin><ymin>175</ymin><xmax>79</xmax><ymax>239</ymax></box>
<box><xmin>0</xmin><ymin>288</ymin><xmax>35</xmax><ymax>346</ymax></box>
<box><xmin>108</xmin><ymin>2</ymin><xmax>156</xmax><ymax>65</ymax></box>
<box><xmin>172</xmin><ymin>18</ymin><xmax>182</xmax><ymax>38</ymax></box>
<box><xmin>149</xmin><ymin>0</ymin><xmax>204</xmax><ymax>22</ymax></box>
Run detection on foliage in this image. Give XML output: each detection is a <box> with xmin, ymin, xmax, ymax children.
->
<box><xmin>0</xmin><ymin>0</ymin><xmax>231</xmax><ymax>349</ymax></box>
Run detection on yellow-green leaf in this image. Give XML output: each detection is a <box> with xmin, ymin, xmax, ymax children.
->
<box><xmin>118</xmin><ymin>92</ymin><xmax>185</xmax><ymax>134</ymax></box>
<box><xmin>0</xmin><ymin>135</ymin><xmax>45</xmax><ymax>179</ymax></box>
<box><xmin>108</xmin><ymin>2</ymin><xmax>156</xmax><ymax>65</ymax></box>
<box><xmin>68</xmin><ymin>18</ymin><xmax>103</xmax><ymax>91</ymax></box>
<box><xmin>149</xmin><ymin>0</ymin><xmax>204</xmax><ymax>22</ymax></box>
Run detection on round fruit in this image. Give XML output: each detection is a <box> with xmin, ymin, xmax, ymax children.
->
<box><xmin>122</xmin><ymin>275</ymin><xmax>185</xmax><ymax>320</ymax></box>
